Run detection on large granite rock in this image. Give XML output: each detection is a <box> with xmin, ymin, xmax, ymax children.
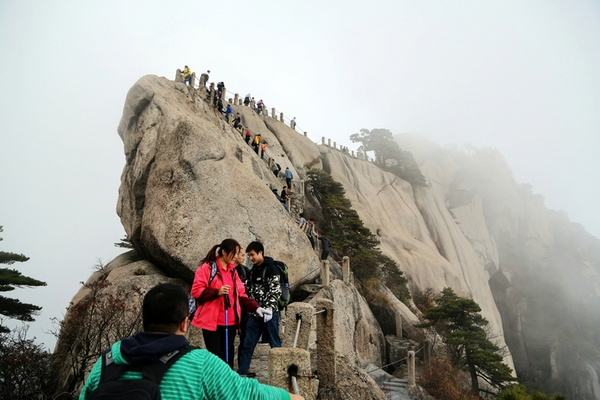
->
<box><xmin>116</xmin><ymin>75</ymin><xmax>320</xmax><ymax>284</ymax></box>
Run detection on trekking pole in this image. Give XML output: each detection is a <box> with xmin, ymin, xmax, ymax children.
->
<box><xmin>223</xmin><ymin>293</ymin><xmax>231</xmax><ymax>365</ymax></box>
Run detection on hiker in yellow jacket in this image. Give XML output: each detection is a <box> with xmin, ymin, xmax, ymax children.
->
<box><xmin>182</xmin><ymin>65</ymin><xmax>191</xmax><ymax>86</ymax></box>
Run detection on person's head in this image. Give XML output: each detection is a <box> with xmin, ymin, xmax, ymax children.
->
<box><xmin>207</xmin><ymin>70</ymin><xmax>210</xmax><ymax>73</ymax></box>
<box><xmin>246</xmin><ymin>241</ymin><xmax>265</xmax><ymax>266</ymax></box>
<box><xmin>283</xmin><ymin>186</ymin><xmax>287</xmax><ymax>190</ymax></box>
<box><xmin>299</xmin><ymin>212</ymin><xmax>304</xmax><ymax>218</ymax></box>
<box><xmin>143</xmin><ymin>283</ymin><xmax>189</xmax><ymax>334</ymax></box>
<box><xmin>234</xmin><ymin>247</ymin><xmax>246</xmax><ymax>266</ymax></box>
<box><xmin>309</xmin><ymin>219</ymin><xmax>315</xmax><ymax>224</ymax></box>
<box><xmin>201</xmin><ymin>238</ymin><xmax>241</xmax><ymax>265</ymax></box>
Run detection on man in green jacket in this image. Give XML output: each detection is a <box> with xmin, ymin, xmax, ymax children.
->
<box><xmin>79</xmin><ymin>283</ymin><xmax>303</xmax><ymax>400</ymax></box>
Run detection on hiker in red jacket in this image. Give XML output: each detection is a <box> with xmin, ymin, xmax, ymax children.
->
<box><xmin>190</xmin><ymin>238</ymin><xmax>271</xmax><ymax>369</ymax></box>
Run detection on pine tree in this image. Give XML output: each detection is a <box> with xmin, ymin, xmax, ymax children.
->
<box><xmin>306</xmin><ymin>169</ymin><xmax>409</xmax><ymax>302</ymax></box>
<box><xmin>418</xmin><ymin>287</ymin><xmax>516</xmax><ymax>394</ymax></box>
<box><xmin>349</xmin><ymin>128</ymin><xmax>427</xmax><ymax>186</ymax></box>
<box><xmin>0</xmin><ymin>226</ymin><xmax>46</xmax><ymax>333</ymax></box>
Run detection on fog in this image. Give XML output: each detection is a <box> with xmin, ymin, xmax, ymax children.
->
<box><xmin>0</xmin><ymin>1</ymin><xmax>599</xmax><ymax>350</ymax></box>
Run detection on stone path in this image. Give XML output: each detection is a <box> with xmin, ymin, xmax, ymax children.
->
<box><xmin>367</xmin><ymin>364</ymin><xmax>412</xmax><ymax>400</ymax></box>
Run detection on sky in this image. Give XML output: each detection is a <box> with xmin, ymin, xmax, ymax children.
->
<box><xmin>1</xmin><ymin>1</ymin><xmax>599</xmax><ymax>349</ymax></box>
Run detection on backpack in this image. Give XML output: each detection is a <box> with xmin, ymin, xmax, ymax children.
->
<box><xmin>88</xmin><ymin>345</ymin><xmax>196</xmax><ymax>400</ymax></box>
<box><xmin>260</xmin><ymin>261</ymin><xmax>290</xmax><ymax>310</ymax></box>
<box><xmin>188</xmin><ymin>261</ymin><xmax>218</xmax><ymax>317</ymax></box>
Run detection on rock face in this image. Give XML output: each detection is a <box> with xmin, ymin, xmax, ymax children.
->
<box><xmin>54</xmin><ymin>75</ymin><xmax>600</xmax><ymax>399</ymax></box>
<box><xmin>318</xmin><ymin>145</ymin><xmax>513</xmax><ymax>370</ymax></box>
<box><xmin>116</xmin><ymin>76</ymin><xmax>320</xmax><ymax>284</ymax></box>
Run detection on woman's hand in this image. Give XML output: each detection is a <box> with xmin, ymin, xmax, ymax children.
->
<box><xmin>218</xmin><ymin>285</ymin><xmax>231</xmax><ymax>296</ymax></box>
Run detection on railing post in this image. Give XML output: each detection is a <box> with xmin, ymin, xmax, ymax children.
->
<box><xmin>316</xmin><ymin>299</ymin><xmax>336</xmax><ymax>398</ymax></box>
<box><xmin>190</xmin><ymin>72</ymin><xmax>196</xmax><ymax>88</ymax></box>
<box><xmin>250</xmin><ymin>99</ymin><xmax>256</xmax><ymax>110</ymax></box>
<box><xmin>304</xmin><ymin>131</ymin><xmax>307</xmax><ymax>137</ymax></box>
<box><xmin>333</xmin><ymin>141</ymin><xmax>336</xmax><ymax>150</ymax></box>
<box><xmin>280</xmin><ymin>112</ymin><xmax>284</xmax><ymax>122</ymax></box>
<box><xmin>342</xmin><ymin>256</ymin><xmax>350</xmax><ymax>283</ymax></box>
<box><xmin>327</xmin><ymin>138</ymin><xmax>331</xmax><ymax>147</ymax></box>
<box><xmin>269</xmin><ymin>348</ymin><xmax>313</xmax><ymax>399</ymax></box>
<box><xmin>234</xmin><ymin>93</ymin><xmax>239</xmax><ymax>105</ymax></box>
<box><xmin>271</xmin><ymin>107</ymin><xmax>276</xmax><ymax>119</ymax></box>
<box><xmin>281</xmin><ymin>302</ymin><xmax>314</xmax><ymax>349</ymax></box>
<box><xmin>395</xmin><ymin>313</ymin><xmax>403</xmax><ymax>339</ymax></box>
<box><xmin>424</xmin><ymin>339</ymin><xmax>431</xmax><ymax>365</ymax></box>
<box><xmin>322</xmin><ymin>137</ymin><xmax>325</xmax><ymax>145</ymax></box>
<box><xmin>175</xmin><ymin>69</ymin><xmax>183</xmax><ymax>83</ymax></box>
<box><xmin>407</xmin><ymin>351</ymin><xmax>416</xmax><ymax>387</ymax></box>
<box><xmin>321</xmin><ymin>260</ymin><xmax>330</xmax><ymax>287</ymax></box>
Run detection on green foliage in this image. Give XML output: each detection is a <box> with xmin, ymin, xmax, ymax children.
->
<box><xmin>0</xmin><ymin>226</ymin><xmax>46</xmax><ymax>333</ymax></box>
<box><xmin>498</xmin><ymin>384</ymin><xmax>565</xmax><ymax>400</ymax></box>
<box><xmin>418</xmin><ymin>287</ymin><xmax>516</xmax><ymax>394</ymax></box>
<box><xmin>0</xmin><ymin>324</ymin><xmax>51</xmax><ymax>399</ymax></box>
<box><xmin>306</xmin><ymin>169</ymin><xmax>410</xmax><ymax>302</ymax></box>
<box><xmin>349</xmin><ymin>128</ymin><xmax>427</xmax><ymax>186</ymax></box>
<box><xmin>114</xmin><ymin>235</ymin><xmax>134</xmax><ymax>249</ymax></box>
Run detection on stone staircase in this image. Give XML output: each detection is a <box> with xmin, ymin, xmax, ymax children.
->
<box><xmin>367</xmin><ymin>365</ymin><xmax>412</xmax><ymax>400</ymax></box>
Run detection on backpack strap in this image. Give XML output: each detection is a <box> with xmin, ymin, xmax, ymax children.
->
<box><xmin>98</xmin><ymin>345</ymin><xmax>197</xmax><ymax>385</ymax></box>
<box><xmin>207</xmin><ymin>261</ymin><xmax>218</xmax><ymax>287</ymax></box>
<box><xmin>141</xmin><ymin>345</ymin><xmax>197</xmax><ymax>383</ymax></box>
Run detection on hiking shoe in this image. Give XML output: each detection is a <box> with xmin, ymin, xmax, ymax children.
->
<box><xmin>247</xmin><ymin>371</ymin><xmax>257</xmax><ymax>377</ymax></box>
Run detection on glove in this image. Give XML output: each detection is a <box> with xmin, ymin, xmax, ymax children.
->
<box><xmin>263</xmin><ymin>308</ymin><xmax>273</xmax><ymax>323</ymax></box>
<box><xmin>255</xmin><ymin>307</ymin><xmax>267</xmax><ymax>317</ymax></box>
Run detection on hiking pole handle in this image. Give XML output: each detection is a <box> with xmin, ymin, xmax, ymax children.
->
<box><xmin>223</xmin><ymin>293</ymin><xmax>231</xmax><ymax>310</ymax></box>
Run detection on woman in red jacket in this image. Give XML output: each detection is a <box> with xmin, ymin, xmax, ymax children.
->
<box><xmin>190</xmin><ymin>238</ymin><xmax>269</xmax><ymax>369</ymax></box>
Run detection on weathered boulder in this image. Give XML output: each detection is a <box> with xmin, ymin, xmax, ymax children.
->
<box><xmin>116</xmin><ymin>75</ymin><xmax>320</xmax><ymax>284</ymax></box>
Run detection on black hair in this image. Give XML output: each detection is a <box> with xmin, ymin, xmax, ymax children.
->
<box><xmin>201</xmin><ymin>238</ymin><xmax>241</xmax><ymax>264</ymax></box>
<box><xmin>143</xmin><ymin>283</ymin><xmax>189</xmax><ymax>333</ymax></box>
<box><xmin>245</xmin><ymin>241</ymin><xmax>264</xmax><ymax>255</ymax></box>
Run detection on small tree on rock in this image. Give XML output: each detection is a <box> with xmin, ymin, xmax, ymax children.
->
<box><xmin>418</xmin><ymin>287</ymin><xmax>516</xmax><ymax>395</ymax></box>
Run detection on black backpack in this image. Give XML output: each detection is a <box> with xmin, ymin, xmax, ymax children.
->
<box><xmin>88</xmin><ymin>345</ymin><xmax>195</xmax><ymax>400</ymax></box>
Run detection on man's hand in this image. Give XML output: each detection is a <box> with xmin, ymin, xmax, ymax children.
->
<box><xmin>263</xmin><ymin>308</ymin><xmax>273</xmax><ymax>323</ymax></box>
<box><xmin>255</xmin><ymin>307</ymin><xmax>269</xmax><ymax>317</ymax></box>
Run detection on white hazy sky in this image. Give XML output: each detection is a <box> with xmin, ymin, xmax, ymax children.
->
<box><xmin>1</xmin><ymin>1</ymin><xmax>599</xmax><ymax>349</ymax></box>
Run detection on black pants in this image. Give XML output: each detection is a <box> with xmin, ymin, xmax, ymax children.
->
<box><xmin>238</xmin><ymin>311</ymin><xmax>249</xmax><ymax>364</ymax></box>
<box><xmin>203</xmin><ymin>326</ymin><xmax>237</xmax><ymax>369</ymax></box>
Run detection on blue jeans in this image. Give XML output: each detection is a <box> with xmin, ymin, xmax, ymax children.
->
<box><xmin>237</xmin><ymin>311</ymin><xmax>281</xmax><ymax>375</ymax></box>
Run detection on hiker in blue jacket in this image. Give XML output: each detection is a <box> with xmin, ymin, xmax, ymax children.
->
<box><xmin>284</xmin><ymin>167</ymin><xmax>293</xmax><ymax>190</ymax></box>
